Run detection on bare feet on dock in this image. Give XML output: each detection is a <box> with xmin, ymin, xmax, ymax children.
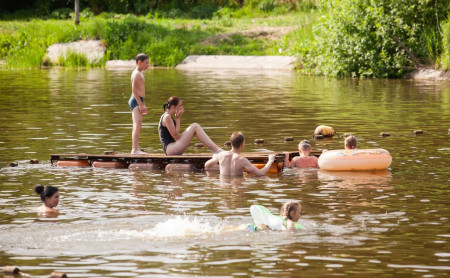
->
<box><xmin>131</xmin><ymin>150</ymin><xmax>148</xmax><ymax>155</ymax></box>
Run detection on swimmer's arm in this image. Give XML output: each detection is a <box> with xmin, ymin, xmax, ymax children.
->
<box><xmin>312</xmin><ymin>156</ymin><xmax>319</xmax><ymax>167</ymax></box>
<box><xmin>205</xmin><ymin>155</ymin><xmax>219</xmax><ymax>169</ymax></box>
<box><xmin>286</xmin><ymin>219</ymin><xmax>295</xmax><ymax>231</ymax></box>
<box><xmin>244</xmin><ymin>154</ymin><xmax>275</xmax><ymax>176</ymax></box>
<box><xmin>163</xmin><ymin>114</ymin><xmax>180</xmax><ymax>140</ymax></box>
<box><xmin>284</xmin><ymin>152</ymin><xmax>292</xmax><ymax>168</ymax></box>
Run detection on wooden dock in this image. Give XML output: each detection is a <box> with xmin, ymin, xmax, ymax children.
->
<box><xmin>50</xmin><ymin>151</ymin><xmax>322</xmax><ymax>173</ymax></box>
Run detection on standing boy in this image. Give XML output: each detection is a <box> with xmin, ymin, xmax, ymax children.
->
<box><xmin>129</xmin><ymin>53</ymin><xmax>150</xmax><ymax>155</ymax></box>
<box><xmin>204</xmin><ymin>132</ymin><xmax>275</xmax><ymax>176</ymax></box>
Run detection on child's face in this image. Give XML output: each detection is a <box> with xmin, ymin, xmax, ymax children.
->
<box><xmin>139</xmin><ymin>59</ymin><xmax>150</xmax><ymax>70</ymax></box>
<box><xmin>290</xmin><ymin>206</ymin><xmax>301</xmax><ymax>222</ymax></box>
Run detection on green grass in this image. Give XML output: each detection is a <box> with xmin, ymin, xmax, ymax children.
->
<box><xmin>0</xmin><ymin>11</ymin><xmax>319</xmax><ymax>68</ymax></box>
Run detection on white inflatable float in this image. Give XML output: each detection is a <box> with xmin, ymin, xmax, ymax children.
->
<box><xmin>250</xmin><ymin>205</ymin><xmax>304</xmax><ymax>231</ymax></box>
<box><xmin>318</xmin><ymin>149</ymin><xmax>392</xmax><ymax>171</ymax></box>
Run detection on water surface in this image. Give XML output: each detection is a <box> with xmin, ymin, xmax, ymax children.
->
<box><xmin>0</xmin><ymin>68</ymin><xmax>449</xmax><ymax>277</ymax></box>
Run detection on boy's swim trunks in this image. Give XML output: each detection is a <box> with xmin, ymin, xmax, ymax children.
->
<box><xmin>128</xmin><ymin>95</ymin><xmax>145</xmax><ymax>111</ymax></box>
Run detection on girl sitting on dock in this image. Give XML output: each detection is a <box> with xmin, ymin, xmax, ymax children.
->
<box><xmin>158</xmin><ymin>96</ymin><xmax>223</xmax><ymax>155</ymax></box>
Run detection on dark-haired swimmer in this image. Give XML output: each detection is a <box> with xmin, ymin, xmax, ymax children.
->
<box><xmin>158</xmin><ymin>96</ymin><xmax>223</xmax><ymax>155</ymax></box>
<box><xmin>35</xmin><ymin>185</ymin><xmax>60</xmax><ymax>215</ymax></box>
<box><xmin>205</xmin><ymin>132</ymin><xmax>275</xmax><ymax>176</ymax></box>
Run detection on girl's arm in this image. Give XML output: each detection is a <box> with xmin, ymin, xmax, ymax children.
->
<box><xmin>163</xmin><ymin>114</ymin><xmax>180</xmax><ymax>140</ymax></box>
<box><xmin>286</xmin><ymin>219</ymin><xmax>295</xmax><ymax>231</ymax></box>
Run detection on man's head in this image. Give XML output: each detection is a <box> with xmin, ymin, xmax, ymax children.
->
<box><xmin>230</xmin><ymin>132</ymin><xmax>245</xmax><ymax>150</ymax></box>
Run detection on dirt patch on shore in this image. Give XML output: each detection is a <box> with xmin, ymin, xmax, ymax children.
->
<box><xmin>201</xmin><ymin>26</ymin><xmax>297</xmax><ymax>46</ymax></box>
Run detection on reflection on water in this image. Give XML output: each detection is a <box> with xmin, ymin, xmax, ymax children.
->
<box><xmin>0</xmin><ymin>68</ymin><xmax>449</xmax><ymax>277</ymax></box>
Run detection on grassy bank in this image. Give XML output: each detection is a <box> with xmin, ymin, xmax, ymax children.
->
<box><xmin>0</xmin><ymin>11</ymin><xmax>318</xmax><ymax>68</ymax></box>
<box><xmin>1</xmin><ymin>1</ymin><xmax>449</xmax><ymax>77</ymax></box>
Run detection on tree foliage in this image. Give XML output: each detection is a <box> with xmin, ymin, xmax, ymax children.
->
<box><xmin>308</xmin><ymin>0</ymin><xmax>450</xmax><ymax>77</ymax></box>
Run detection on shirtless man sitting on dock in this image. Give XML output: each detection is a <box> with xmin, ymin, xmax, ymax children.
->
<box><xmin>204</xmin><ymin>132</ymin><xmax>275</xmax><ymax>176</ymax></box>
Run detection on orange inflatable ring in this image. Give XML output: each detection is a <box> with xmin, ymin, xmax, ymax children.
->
<box><xmin>318</xmin><ymin>149</ymin><xmax>392</xmax><ymax>171</ymax></box>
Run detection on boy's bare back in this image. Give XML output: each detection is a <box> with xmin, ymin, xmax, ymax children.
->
<box><xmin>291</xmin><ymin>156</ymin><xmax>318</xmax><ymax>168</ymax></box>
<box><xmin>216</xmin><ymin>151</ymin><xmax>251</xmax><ymax>176</ymax></box>
<box><xmin>206</xmin><ymin>151</ymin><xmax>275</xmax><ymax>176</ymax></box>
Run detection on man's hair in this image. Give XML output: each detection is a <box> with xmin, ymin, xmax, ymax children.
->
<box><xmin>136</xmin><ymin>53</ymin><xmax>149</xmax><ymax>64</ymax></box>
<box><xmin>230</xmin><ymin>132</ymin><xmax>245</xmax><ymax>149</ymax></box>
<box><xmin>344</xmin><ymin>135</ymin><xmax>358</xmax><ymax>149</ymax></box>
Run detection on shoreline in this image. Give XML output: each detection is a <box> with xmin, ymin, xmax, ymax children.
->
<box><xmin>405</xmin><ymin>68</ymin><xmax>450</xmax><ymax>81</ymax></box>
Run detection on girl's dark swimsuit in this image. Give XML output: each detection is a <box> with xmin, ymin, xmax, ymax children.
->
<box><xmin>158</xmin><ymin>112</ymin><xmax>176</xmax><ymax>154</ymax></box>
<box><xmin>128</xmin><ymin>95</ymin><xmax>144</xmax><ymax>111</ymax></box>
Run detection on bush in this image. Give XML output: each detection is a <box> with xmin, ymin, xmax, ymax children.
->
<box><xmin>306</xmin><ymin>0</ymin><xmax>450</xmax><ymax>77</ymax></box>
<box><xmin>441</xmin><ymin>19</ymin><xmax>450</xmax><ymax>70</ymax></box>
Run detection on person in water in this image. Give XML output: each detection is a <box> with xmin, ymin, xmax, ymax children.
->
<box><xmin>129</xmin><ymin>53</ymin><xmax>150</xmax><ymax>155</ymax></box>
<box><xmin>35</xmin><ymin>184</ymin><xmax>60</xmax><ymax>215</ymax></box>
<box><xmin>344</xmin><ymin>135</ymin><xmax>357</xmax><ymax>150</ymax></box>
<box><xmin>284</xmin><ymin>139</ymin><xmax>318</xmax><ymax>168</ymax></box>
<box><xmin>248</xmin><ymin>200</ymin><xmax>302</xmax><ymax>231</ymax></box>
<box><xmin>158</xmin><ymin>96</ymin><xmax>223</xmax><ymax>155</ymax></box>
<box><xmin>280</xmin><ymin>200</ymin><xmax>302</xmax><ymax>231</ymax></box>
<box><xmin>204</xmin><ymin>131</ymin><xmax>276</xmax><ymax>176</ymax></box>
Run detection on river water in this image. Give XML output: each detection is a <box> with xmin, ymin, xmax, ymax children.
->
<box><xmin>0</xmin><ymin>68</ymin><xmax>449</xmax><ymax>277</ymax></box>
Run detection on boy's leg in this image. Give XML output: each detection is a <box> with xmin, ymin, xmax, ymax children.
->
<box><xmin>131</xmin><ymin>108</ymin><xmax>146</xmax><ymax>154</ymax></box>
<box><xmin>165</xmin><ymin>123</ymin><xmax>222</xmax><ymax>155</ymax></box>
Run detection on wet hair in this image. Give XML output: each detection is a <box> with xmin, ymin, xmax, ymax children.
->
<box><xmin>280</xmin><ymin>201</ymin><xmax>301</xmax><ymax>220</ymax></box>
<box><xmin>163</xmin><ymin>96</ymin><xmax>181</xmax><ymax>111</ymax></box>
<box><xmin>299</xmin><ymin>139</ymin><xmax>312</xmax><ymax>153</ymax></box>
<box><xmin>135</xmin><ymin>53</ymin><xmax>149</xmax><ymax>64</ymax></box>
<box><xmin>344</xmin><ymin>135</ymin><xmax>358</xmax><ymax>149</ymax></box>
<box><xmin>230</xmin><ymin>132</ymin><xmax>245</xmax><ymax>149</ymax></box>
<box><xmin>35</xmin><ymin>185</ymin><xmax>58</xmax><ymax>202</ymax></box>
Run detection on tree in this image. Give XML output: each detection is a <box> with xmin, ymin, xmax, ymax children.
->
<box><xmin>75</xmin><ymin>0</ymin><xmax>80</xmax><ymax>25</ymax></box>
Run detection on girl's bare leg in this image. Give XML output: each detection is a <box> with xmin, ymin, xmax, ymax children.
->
<box><xmin>165</xmin><ymin>123</ymin><xmax>222</xmax><ymax>155</ymax></box>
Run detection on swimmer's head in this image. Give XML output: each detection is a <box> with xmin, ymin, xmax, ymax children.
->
<box><xmin>35</xmin><ymin>184</ymin><xmax>60</xmax><ymax>208</ymax></box>
<box><xmin>163</xmin><ymin>96</ymin><xmax>181</xmax><ymax>111</ymax></box>
<box><xmin>135</xmin><ymin>53</ymin><xmax>149</xmax><ymax>64</ymax></box>
<box><xmin>280</xmin><ymin>201</ymin><xmax>301</xmax><ymax>222</ymax></box>
<box><xmin>298</xmin><ymin>139</ymin><xmax>312</xmax><ymax>154</ymax></box>
<box><xmin>344</xmin><ymin>135</ymin><xmax>357</xmax><ymax>150</ymax></box>
<box><xmin>230</xmin><ymin>132</ymin><xmax>245</xmax><ymax>149</ymax></box>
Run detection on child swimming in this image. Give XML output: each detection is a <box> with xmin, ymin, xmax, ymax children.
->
<box><xmin>284</xmin><ymin>139</ymin><xmax>318</xmax><ymax>168</ymax></box>
<box><xmin>249</xmin><ymin>201</ymin><xmax>303</xmax><ymax>231</ymax></box>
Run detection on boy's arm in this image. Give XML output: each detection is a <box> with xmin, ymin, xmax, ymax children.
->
<box><xmin>284</xmin><ymin>152</ymin><xmax>291</xmax><ymax>168</ymax></box>
<box><xmin>313</xmin><ymin>156</ymin><xmax>319</xmax><ymax>167</ymax></box>
<box><xmin>244</xmin><ymin>154</ymin><xmax>276</xmax><ymax>176</ymax></box>
<box><xmin>205</xmin><ymin>155</ymin><xmax>220</xmax><ymax>169</ymax></box>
